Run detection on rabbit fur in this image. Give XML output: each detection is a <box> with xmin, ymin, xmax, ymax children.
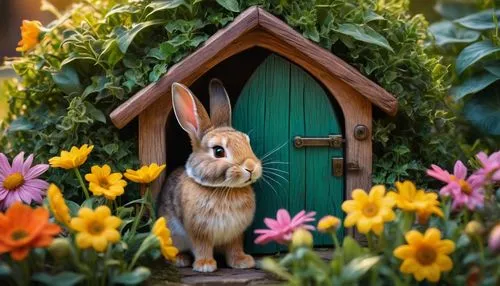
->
<box><xmin>158</xmin><ymin>79</ymin><xmax>262</xmax><ymax>273</ymax></box>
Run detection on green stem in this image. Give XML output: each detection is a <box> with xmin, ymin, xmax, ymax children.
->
<box><xmin>74</xmin><ymin>168</ymin><xmax>90</xmax><ymax>200</ymax></box>
<box><xmin>129</xmin><ymin>192</ymin><xmax>147</xmax><ymax>238</ymax></box>
<box><xmin>475</xmin><ymin>235</ymin><xmax>486</xmax><ymax>265</ymax></box>
<box><xmin>146</xmin><ymin>185</ymin><xmax>156</xmax><ymax>222</ymax></box>
<box><xmin>128</xmin><ymin>236</ymin><xmax>155</xmax><ymax>271</ymax></box>
<box><xmin>367</xmin><ymin>232</ymin><xmax>374</xmax><ymax>251</ymax></box>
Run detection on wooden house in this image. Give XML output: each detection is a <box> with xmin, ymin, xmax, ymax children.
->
<box><xmin>110</xmin><ymin>6</ymin><xmax>397</xmax><ymax>252</ymax></box>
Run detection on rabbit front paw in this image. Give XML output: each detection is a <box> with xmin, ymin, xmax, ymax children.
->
<box><xmin>193</xmin><ymin>258</ymin><xmax>217</xmax><ymax>272</ymax></box>
<box><xmin>227</xmin><ymin>254</ymin><xmax>255</xmax><ymax>269</ymax></box>
<box><xmin>175</xmin><ymin>253</ymin><xmax>192</xmax><ymax>268</ymax></box>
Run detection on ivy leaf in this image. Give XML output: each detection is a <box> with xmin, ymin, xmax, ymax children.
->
<box><xmin>84</xmin><ymin>102</ymin><xmax>106</xmax><ymax>123</ymax></box>
<box><xmin>146</xmin><ymin>0</ymin><xmax>186</xmax><ymax>18</ymax></box>
<box><xmin>32</xmin><ymin>272</ymin><xmax>85</xmax><ymax>286</ymax></box>
<box><xmin>335</xmin><ymin>24</ymin><xmax>393</xmax><ymax>52</ymax></box>
<box><xmin>456</xmin><ymin>40</ymin><xmax>500</xmax><ymax>75</ymax></box>
<box><xmin>111</xmin><ymin>267</ymin><xmax>151</xmax><ymax>285</ymax></box>
<box><xmin>464</xmin><ymin>91</ymin><xmax>500</xmax><ymax>135</ymax></box>
<box><xmin>149</xmin><ymin>63</ymin><xmax>168</xmax><ymax>82</ymax></box>
<box><xmin>52</xmin><ymin>65</ymin><xmax>83</xmax><ymax>96</ymax></box>
<box><xmin>429</xmin><ymin>21</ymin><xmax>480</xmax><ymax>47</ymax></box>
<box><xmin>454</xmin><ymin>9</ymin><xmax>500</xmax><ymax>30</ymax></box>
<box><xmin>450</xmin><ymin>71</ymin><xmax>500</xmax><ymax>100</ymax></box>
<box><xmin>118</xmin><ymin>20</ymin><xmax>166</xmax><ymax>53</ymax></box>
<box><xmin>216</xmin><ymin>0</ymin><xmax>240</xmax><ymax>13</ymax></box>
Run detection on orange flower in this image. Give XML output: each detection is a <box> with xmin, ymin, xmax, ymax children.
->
<box><xmin>0</xmin><ymin>202</ymin><xmax>61</xmax><ymax>260</ymax></box>
<box><xmin>16</xmin><ymin>20</ymin><xmax>43</xmax><ymax>52</ymax></box>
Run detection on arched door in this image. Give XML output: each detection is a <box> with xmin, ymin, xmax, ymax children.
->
<box><xmin>233</xmin><ymin>54</ymin><xmax>344</xmax><ymax>253</ymax></box>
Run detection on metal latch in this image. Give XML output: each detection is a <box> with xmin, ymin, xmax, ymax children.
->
<box><xmin>332</xmin><ymin>157</ymin><xmax>344</xmax><ymax>177</ymax></box>
<box><xmin>294</xmin><ymin>135</ymin><xmax>344</xmax><ymax>149</ymax></box>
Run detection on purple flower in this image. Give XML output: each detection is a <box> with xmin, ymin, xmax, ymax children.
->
<box><xmin>254</xmin><ymin>209</ymin><xmax>316</xmax><ymax>245</ymax></box>
<box><xmin>0</xmin><ymin>152</ymin><xmax>49</xmax><ymax>210</ymax></box>
<box><xmin>427</xmin><ymin>160</ymin><xmax>484</xmax><ymax>210</ymax></box>
<box><xmin>474</xmin><ymin>151</ymin><xmax>500</xmax><ymax>184</ymax></box>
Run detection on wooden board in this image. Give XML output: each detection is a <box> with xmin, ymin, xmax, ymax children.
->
<box><xmin>233</xmin><ymin>55</ymin><xmax>344</xmax><ymax>253</ymax></box>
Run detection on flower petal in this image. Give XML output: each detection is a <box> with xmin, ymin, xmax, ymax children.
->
<box><xmin>453</xmin><ymin>160</ymin><xmax>467</xmax><ymax>180</ymax></box>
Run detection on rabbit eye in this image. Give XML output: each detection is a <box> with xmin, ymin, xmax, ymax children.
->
<box><xmin>213</xmin><ymin>146</ymin><xmax>226</xmax><ymax>158</ymax></box>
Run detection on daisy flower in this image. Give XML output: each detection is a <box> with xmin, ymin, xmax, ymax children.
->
<box><xmin>254</xmin><ymin>209</ymin><xmax>316</xmax><ymax>245</ymax></box>
<box><xmin>427</xmin><ymin>160</ymin><xmax>484</xmax><ymax>210</ymax></box>
<box><xmin>474</xmin><ymin>151</ymin><xmax>500</xmax><ymax>185</ymax></box>
<box><xmin>0</xmin><ymin>152</ymin><xmax>49</xmax><ymax>210</ymax></box>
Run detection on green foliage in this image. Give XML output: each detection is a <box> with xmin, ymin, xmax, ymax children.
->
<box><xmin>429</xmin><ymin>0</ymin><xmax>500</xmax><ymax>142</ymax></box>
<box><xmin>0</xmin><ymin>0</ymin><xmax>462</xmax><ymax>189</ymax></box>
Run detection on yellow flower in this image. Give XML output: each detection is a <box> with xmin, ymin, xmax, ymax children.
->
<box><xmin>85</xmin><ymin>165</ymin><xmax>127</xmax><ymax>200</ymax></box>
<box><xmin>124</xmin><ymin>163</ymin><xmax>166</xmax><ymax>184</ymax></box>
<box><xmin>341</xmin><ymin>185</ymin><xmax>395</xmax><ymax>235</ymax></box>
<box><xmin>16</xmin><ymin>20</ymin><xmax>42</xmax><ymax>52</ymax></box>
<box><xmin>394</xmin><ymin>228</ymin><xmax>455</xmax><ymax>282</ymax></box>
<box><xmin>317</xmin><ymin>215</ymin><xmax>341</xmax><ymax>233</ymax></box>
<box><xmin>49</xmin><ymin>144</ymin><xmax>94</xmax><ymax>169</ymax></box>
<box><xmin>152</xmin><ymin>217</ymin><xmax>178</xmax><ymax>261</ymax></box>
<box><xmin>70</xmin><ymin>206</ymin><xmax>121</xmax><ymax>252</ymax></box>
<box><xmin>291</xmin><ymin>228</ymin><xmax>313</xmax><ymax>248</ymax></box>
<box><xmin>389</xmin><ymin>181</ymin><xmax>443</xmax><ymax>224</ymax></box>
<box><xmin>47</xmin><ymin>184</ymin><xmax>71</xmax><ymax>226</ymax></box>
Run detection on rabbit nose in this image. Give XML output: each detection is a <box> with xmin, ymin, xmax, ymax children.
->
<box><xmin>245</xmin><ymin>168</ymin><xmax>253</xmax><ymax>174</ymax></box>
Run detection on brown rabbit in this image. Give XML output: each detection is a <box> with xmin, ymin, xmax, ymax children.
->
<box><xmin>158</xmin><ymin>79</ymin><xmax>262</xmax><ymax>272</ymax></box>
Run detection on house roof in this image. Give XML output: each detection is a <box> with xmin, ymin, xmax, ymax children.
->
<box><xmin>110</xmin><ymin>6</ymin><xmax>398</xmax><ymax>129</ymax></box>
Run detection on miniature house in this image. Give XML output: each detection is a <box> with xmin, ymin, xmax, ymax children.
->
<box><xmin>110</xmin><ymin>7</ymin><xmax>397</xmax><ymax>252</ymax></box>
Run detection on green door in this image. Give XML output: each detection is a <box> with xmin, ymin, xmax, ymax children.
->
<box><xmin>233</xmin><ymin>54</ymin><xmax>344</xmax><ymax>253</ymax></box>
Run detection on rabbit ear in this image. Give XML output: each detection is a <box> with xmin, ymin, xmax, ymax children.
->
<box><xmin>209</xmin><ymin>78</ymin><xmax>232</xmax><ymax>127</ymax></box>
<box><xmin>172</xmin><ymin>83</ymin><xmax>212</xmax><ymax>139</ymax></box>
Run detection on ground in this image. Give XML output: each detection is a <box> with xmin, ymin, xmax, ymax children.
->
<box><xmin>149</xmin><ymin>249</ymin><xmax>333</xmax><ymax>285</ymax></box>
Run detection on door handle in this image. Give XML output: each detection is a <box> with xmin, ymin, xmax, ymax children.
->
<box><xmin>294</xmin><ymin>135</ymin><xmax>344</xmax><ymax>149</ymax></box>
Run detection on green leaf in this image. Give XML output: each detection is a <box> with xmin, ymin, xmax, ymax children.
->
<box><xmin>464</xmin><ymin>90</ymin><xmax>500</xmax><ymax>135</ymax></box>
<box><xmin>0</xmin><ymin>261</ymin><xmax>11</xmax><ymax>276</ymax></box>
<box><xmin>8</xmin><ymin>117</ymin><xmax>33</xmax><ymax>132</ymax></box>
<box><xmin>454</xmin><ymin>9</ymin><xmax>500</xmax><ymax>30</ymax></box>
<box><xmin>434</xmin><ymin>1</ymin><xmax>478</xmax><ymax>20</ymax></box>
<box><xmin>304</xmin><ymin>25</ymin><xmax>320</xmax><ymax>42</ymax></box>
<box><xmin>456</xmin><ymin>40</ymin><xmax>500</xmax><ymax>75</ymax></box>
<box><xmin>363</xmin><ymin>10</ymin><xmax>385</xmax><ymax>23</ymax></box>
<box><xmin>216</xmin><ymin>0</ymin><xmax>240</xmax><ymax>13</ymax></box>
<box><xmin>335</xmin><ymin>24</ymin><xmax>393</xmax><ymax>52</ymax></box>
<box><xmin>32</xmin><ymin>272</ymin><xmax>85</xmax><ymax>286</ymax></box>
<box><xmin>342</xmin><ymin>236</ymin><xmax>364</xmax><ymax>262</ymax></box>
<box><xmin>99</xmin><ymin>39</ymin><xmax>124</xmax><ymax>67</ymax></box>
<box><xmin>65</xmin><ymin>199</ymin><xmax>81</xmax><ymax>217</ymax></box>
<box><xmin>429</xmin><ymin>21</ymin><xmax>480</xmax><ymax>47</ymax></box>
<box><xmin>52</xmin><ymin>65</ymin><xmax>83</xmax><ymax>96</ymax></box>
<box><xmin>111</xmin><ymin>267</ymin><xmax>151</xmax><ymax>285</ymax></box>
<box><xmin>84</xmin><ymin>102</ymin><xmax>106</xmax><ymax>123</ymax></box>
<box><xmin>341</xmin><ymin>256</ymin><xmax>380</xmax><ymax>282</ymax></box>
<box><xmin>146</xmin><ymin>0</ymin><xmax>186</xmax><ymax>18</ymax></box>
<box><xmin>450</xmin><ymin>71</ymin><xmax>500</xmax><ymax>100</ymax></box>
<box><xmin>149</xmin><ymin>63</ymin><xmax>168</xmax><ymax>82</ymax></box>
<box><xmin>118</xmin><ymin>20</ymin><xmax>166</xmax><ymax>53</ymax></box>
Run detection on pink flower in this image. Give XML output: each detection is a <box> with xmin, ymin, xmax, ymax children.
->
<box><xmin>427</xmin><ymin>160</ymin><xmax>484</xmax><ymax>210</ymax></box>
<box><xmin>474</xmin><ymin>151</ymin><xmax>500</xmax><ymax>184</ymax></box>
<box><xmin>254</xmin><ymin>209</ymin><xmax>316</xmax><ymax>245</ymax></box>
<box><xmin>488</xmin><ymin>224</ymin><xmax>500</xmax><ymax>253</ymax></box>
<box><xmin>0</xmin><ymin>152</ymin><xmax>49</xmax><ymax>210</ymax></box>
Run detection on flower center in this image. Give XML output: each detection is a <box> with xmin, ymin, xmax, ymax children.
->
<box><xmin>362</xmin><ymin>202</ymin><xmax>379</xmax><ymax>217</ymax></box>
<box><xmin>3</xmin><ymin>173</ymin><xmax>24</xmax><ymax>190</ymax></box>
<box><xmin>416</xmin><ymin>244</ymin><xmax>437</xmax><ymax>265</ymax></box>
<box><xmin>88</xmin><ymin>221</ymin><xmax>105</xmax><ymax>235</ymax></box>
<box><xmin>98</xmin><ymin>177</ymin><xmax>110</xmax><ymax>189</ymax></box>
<box><xmin>11</xmin><ymin>230</ymin><xmax>28</xmax><ymax>241</ymax></box>
<box><xmin>450</xmin><ymin>176</ymin><xmax>472</xmax><ymax>195</ymax></box>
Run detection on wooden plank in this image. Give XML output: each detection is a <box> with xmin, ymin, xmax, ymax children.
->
<box><xmin>110</xmin><ymin>7</ymin><xmax>260</xmax><ymax>129</ymax></box>
<box><xmin>110</xmin><ymin>6</ymin><xmax>397</xmax><ymax>129</ymax></box>
<box><xmin>263</xmin><ymin>55</ymin><xmax>290</xmax><ymax>252</ymax></box>
<box><xmin>288</xmin><ymin>63</ymin><xmax>306</xmax><ymax>218</ymax></box>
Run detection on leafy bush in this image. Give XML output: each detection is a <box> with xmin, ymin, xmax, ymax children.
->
<box><xmin>0</xmin><ymin>0</ymin><xmax>461</xmax><ymax>194</ymax></box>
<box><xmin>428</xmin><ymin>0</ymin><xmax>500</xmax><ymax>148</ymax></box>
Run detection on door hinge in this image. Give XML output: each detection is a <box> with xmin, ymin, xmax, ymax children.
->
<box><xmin>332</xmin><ymin>157</ymin><xmax>344</xmax><ymax>177</ymax></box>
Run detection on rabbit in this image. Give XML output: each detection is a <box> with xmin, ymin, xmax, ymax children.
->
<box><xmin>158</xmin><ymin>79</ymin><xmax>262</xmax><ymax>273</ymax></box>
